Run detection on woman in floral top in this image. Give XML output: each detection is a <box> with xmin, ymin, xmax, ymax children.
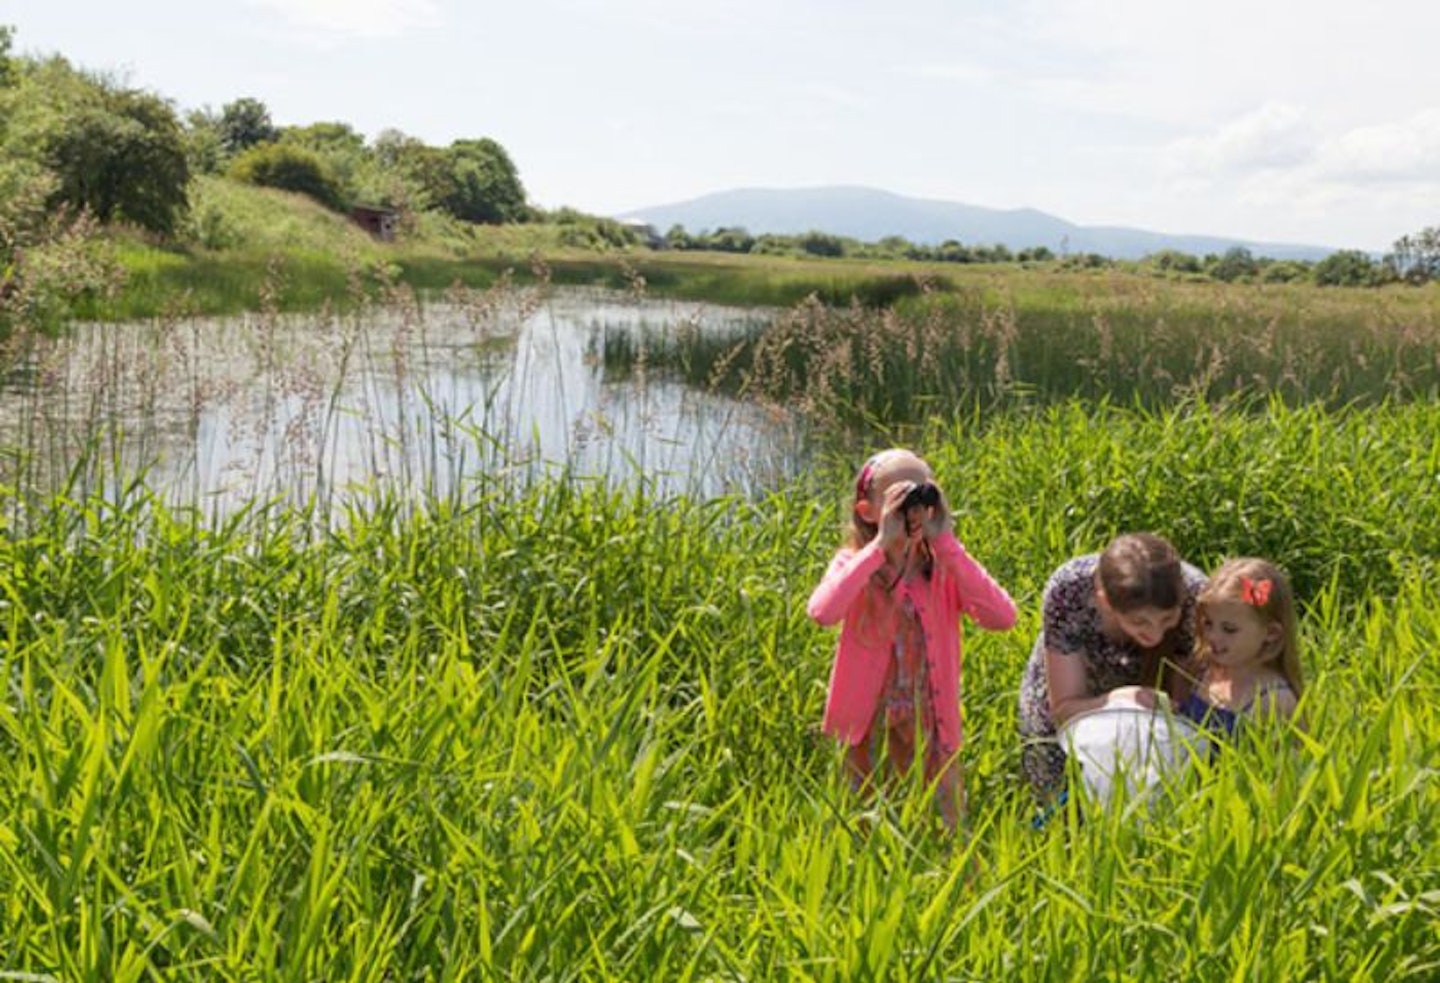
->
<box><xmin>1017</xmin><ymin>532</ymin><xmax>1208</xmax><ymax>803</ymax></box>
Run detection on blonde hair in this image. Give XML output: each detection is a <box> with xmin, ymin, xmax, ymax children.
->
<box><xmin>1195</xmin><ymin>557</ymin><xmax>1304</xmax><ymax>695</ymax></box>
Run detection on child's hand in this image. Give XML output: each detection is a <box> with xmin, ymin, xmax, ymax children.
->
<box><xmin>1106</xmin><ymin>686</ymin><xmax>1170</xmax><ymax>713</ymax></box>
<box><xmin>922</xmin><ymin>485</ymin><xmax>954</xmax><ymax>541</ymax></box>
<box><xmin>878</xmin><ymin>482</ymin><xmax>914</xmax><ymax>548</ymax></box>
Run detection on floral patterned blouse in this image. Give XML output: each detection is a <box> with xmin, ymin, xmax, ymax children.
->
<box><xmin>1017</xmin><ymin>554</ymin><xmax>1208</xmax><ymax>740</ymax></box>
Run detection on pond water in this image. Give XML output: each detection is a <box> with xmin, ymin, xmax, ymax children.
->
<box><xmin>0</xmin><ymin>287</ymin><xmax>812</xmax><ymax>515</ymax></box>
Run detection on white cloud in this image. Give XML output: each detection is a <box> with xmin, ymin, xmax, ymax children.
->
<box><xmin>1315</xmin><ymin>109</ymin><xmax>1440</xmax><ymax>182</ymax></box>
<box><xmin>1161</xmin><ymin>103</ymin><xmax>1316</xmax><ymax>177</ymax></box>
<box><xmin>1166</xmin><ymin>105</ymin><xmax>1440</xmax><ymax>189</ymax></box>
<box><xmin>1138</xmin><ymin>104</ymin><xmax>1440</xmax><ymax>249</ymax></box>
<box><xmin>245</xmin><ymin>0</ymin><xmax>440</xmax><ymax>38</ymax></box>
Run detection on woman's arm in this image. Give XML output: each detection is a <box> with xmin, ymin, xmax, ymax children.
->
<box><xmin>1044</xmin><ymin>647</ymin><xmax>1111</xmax><ymax>725</ymax></box>
<box><xmin>1045</xmin><ymin>651</ymin><xmax>1169</xmax><ymax>725</ymax></box>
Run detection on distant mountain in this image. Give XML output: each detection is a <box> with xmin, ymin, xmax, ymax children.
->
<box><xmin>620</xmin><ymin>186</ymin><xmax>1338</xmax><ymax>262</ymax></box>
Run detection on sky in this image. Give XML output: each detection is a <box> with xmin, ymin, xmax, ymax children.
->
<box><xmin>4</xmin><ymin>0</ymin><xmax>1439</xmax><ymax>253</ymax></box>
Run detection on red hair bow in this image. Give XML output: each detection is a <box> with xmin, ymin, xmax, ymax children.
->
<box><xmin>1241</xmin><ymin>576</ymin><xmax>1272</xmax><ymax>606</ymax></box>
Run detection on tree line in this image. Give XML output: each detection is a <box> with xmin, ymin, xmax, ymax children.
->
<box><xmin>659</xmin><ymin>226</ymin><xmax>1440</xmax><ymax>288</ymax></box>
<box><xmin>188</xmin><ymin>97</ymin><xmax>527</xmax><ymax>226</ymax></box>
<box><xmin>0</xmin><ymin>34</ymin><xmax>529</xmax><ymax>236</ymax></box>
<box><xmin>2</xmin><ymin>20</ymin><xmax>1438</xmax><ymax>337</ymax></box>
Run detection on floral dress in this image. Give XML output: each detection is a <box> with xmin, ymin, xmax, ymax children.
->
<box><xmin>878</xmin><ymin>596</ymin><xmax>937</xmax><ymax>744</ymax></box>
<box><xmin>1017</xmin><ymin>554</ymin><xmax>1207</xmax><ymax>799</ymax></box>
<box><xmin>871</xmin><ymin>589</ymin><xmax>961</xmax><ymax>809</ymax></box>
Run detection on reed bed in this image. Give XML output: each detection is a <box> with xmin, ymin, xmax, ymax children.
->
<box><xmin>1</xmin><ymin>400</ymin><xmax>1437</xmax><ymax>980</ymax></box>
<box><xmin>598</xmin><ymin>272</ymin><xmax>1440</xmax><ymax>427</ymax></box>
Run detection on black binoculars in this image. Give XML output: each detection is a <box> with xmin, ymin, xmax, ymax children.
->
<box><xmin>902</xmin><ymin>481</ymin><xmax>941</xmax><ymax>510</ymax></box>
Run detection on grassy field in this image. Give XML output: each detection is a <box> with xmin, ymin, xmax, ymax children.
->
<box><xmin>76</xmin><ymin>177</ymin><xmax>938</xmax><ymax>321</ymax></box>
<box><xmin>1</xmin><ymin>399</ymin><xmax>1437</xmax><ymax>980</ymax></box>
<box><xmin>4</xmin><ymin>191</ymin><xmax>1440</xmax><ymax>977</ymax></box>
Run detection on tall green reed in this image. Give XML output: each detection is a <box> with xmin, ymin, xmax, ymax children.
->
<box><xmin>2</xmin><ymin>399</ymin><xmax>1438</xmax><ymax>979</ymax></box>
<box><xmin>598</xmin><ymin>273</ymin><xmax>1440</xmax><ymax>429</ymax></box>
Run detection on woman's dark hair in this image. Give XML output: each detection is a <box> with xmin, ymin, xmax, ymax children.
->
<box><xmin>1096</xmin><ymin>532</ymin><xmax>1183</xmax><ymax>612</ymax></box>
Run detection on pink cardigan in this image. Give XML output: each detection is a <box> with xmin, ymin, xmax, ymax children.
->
<box><xmin>808</xmin><ymin>532</ymin><xmax>1017</xmax><ymax>749</ymax></box>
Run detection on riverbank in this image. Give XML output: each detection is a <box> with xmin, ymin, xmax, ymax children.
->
<box><xmin>71</xmin><ymin>176</ymin><xmax>1435</xmax><ymax>326</ymax></box>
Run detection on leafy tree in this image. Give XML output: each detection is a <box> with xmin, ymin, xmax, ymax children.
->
<box><xmin>1312</xmin><ymin>249</ymin><xmax>1381</xmax><ymax>287</ymax></box>
<box><xmin>751</xmin><ymin>233</ymin><xmax>799</xmax><ymax>256</ymax></box>
<box><xmin>874</xmin><ymin>235</ymin><xmax>912</xmax><ymax>258</ymax></box>
<box><xmin>707</xmin><ymin>227</ymin><xmax>755</xmax><ymax>253</ymax></box>
<box><xmin>281</xmin><ymin>120</ymin><xmax>364</xmax><ymax>156</ymax></box>
<box><xmin>340</xmin><ymin>129</ymin><xmax>444</xmax><ymax>217</ymax></box>
<box><xmin>47</xmin><ymin>89</ymin><xmax>189</xmax><ymax>232</ymax></box>
<box><xmin>438</xmin><ymin>138</ymin><xmax>527</xmax><ymax>224</ymax></box>
<box><xmin>219</xmin><ymin>96</ymin><xmax>278</xmax><ymax>155</ymax></box>
<box><xmin>280</xmin><ymin>121</ymin><xmax>369</xmax><ymax>195</ymax></box>
<box><xmin>664</xmin><ymin>224</ymin><xmax>694</xmax><ymax>250</ymax></box>
<box><xmin>4</xmin><ymin>57</ymin><xmax>190</xmax><ymax>234</ymax></box>
<box><xmin>1386</xmin><ymin>227</ymin><xmax>1440</xmax><ymax>283</ymax></box>
<box><xmin>935</xmin><ymin>240</ymin><xmax>973</xmax><ymax>263</ymax></box>
<box><xmin>1259</xmin><ymin>260</ymin><xmax>1310</xmax><ymax>283</ymax></box>
<box><xmin>0</xmin><ymin>24</ymin><xmax>15</xmax><ymax>88</ymax></box>
<box><xmin>378</xmin><ymin>136</ymin><xmax>448</xmax><ymax>209</ymax></box>
<box><xmin>1209</xmin><ymin>246</ymin><xmax>1257</xmax><ymax>282</ymax></box>
<box><xmin>372</xmin><ymin>127</ymin><xmax>419</xmax><ymax>169</ymax></box>
<box><xmin>182</xmin><ymin>106</ymin><xmax>226</xmax><ymax>174</ymax></box>
<box><xmin>229</xmin><ymin>142</ymin><xmax>345</xmax><ymax>211</ymax></box>
<box><xmin>1060</xmin><ymin>251</ymin><xmax>1109</xmax><ymax>270</ymax></box>
<box><xmin>1147</xmin><ymin>249</ymin><xmax>1202</xmax><ymax>274</ymax></box>
<box><xmin>799</xmin><ymin>230</ymin><xmax>845</xmax><ymax>258</ymax></box>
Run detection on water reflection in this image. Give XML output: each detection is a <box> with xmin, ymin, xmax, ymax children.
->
<box><xmin>0</xmin><ymin>287</ymin><xmax>809</xmax><ymax>514</ymax></box>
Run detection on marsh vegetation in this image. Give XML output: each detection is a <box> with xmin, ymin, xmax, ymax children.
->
<box><xmin>2</xmin><ymin>268</ymin><xmax>1438</xmax><ymax>980</ymax></box>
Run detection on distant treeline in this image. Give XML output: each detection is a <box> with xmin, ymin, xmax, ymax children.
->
<box><xmin>656</xmin><ymin>224</ymin><xmax>1440</xmax><ymax>289</ymax></box>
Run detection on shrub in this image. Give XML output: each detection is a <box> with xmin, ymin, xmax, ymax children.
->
<box><xmin>229</xmin><ymin>143</ymin><xmax>345</xmax><ymax>211</ymax></box>
<box><xmin>1313</xmin><ymin>249</ymin><xmax>1381</xmax><ymax>288</ymax></box>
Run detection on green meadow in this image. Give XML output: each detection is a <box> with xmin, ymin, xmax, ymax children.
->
<box><xmin>3</xmin><ymin>230</ymin><xmax>1439</xmax><ymax>979</ymax></box>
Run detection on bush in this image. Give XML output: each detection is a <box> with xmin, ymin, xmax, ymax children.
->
<box><xmin>1259</xmin><ymin>260</ymin><xmax>1309</xmax><ymax>283</ymax></box>
<box><xmin>1209</xmin><ymin>246</ymin><xmax>1257</xmax><ymax>282</ymax></box>
<box><xmin>183</xmin><ymin>200</ymin><xmax>241</xmax><ymax>250</ymax></box>
<box><xmin>1313</xmin><ymin>249</ymin><xmax>1381</xmax><ymax>288</ymax></box>
<box><xmin>1147</xmin><ymin>249</ymin><xmax>1202</xmax><ymax>275</ymax></box>
<box><xmin>229</xmin><ymin>143</ymin><xmax>345</xmax><ymax>211</ymax></box>
<box><xmin>799</xmin><ymin>231</ymin><xmax>845</xmax><ymax>258</ymax></box>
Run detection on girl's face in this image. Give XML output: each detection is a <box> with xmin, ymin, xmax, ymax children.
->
<box><xmin>857</xmin><ymin>453</ymin><xmax>933</xmax><ymax>535</ymax></box>
<box><xmin>1200</xmin><ymin>599</ymin><xmax>1279</xmax><ymax>669</ymax></box>
<box><xmin>1109</xmin><ymin>605</ymin><xmax>1181</xmax><ymax>649</ymax></box>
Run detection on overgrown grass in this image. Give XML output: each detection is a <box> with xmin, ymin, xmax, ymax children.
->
<box><xmin>597</xmin><ymin>273</ymin><xmax>1440</xmax><ymax>425</ymax></box>
<box><xmin>2</xmin><ymin>401</ymin><xmax>1437</xmax><ymax>979</ymax></box>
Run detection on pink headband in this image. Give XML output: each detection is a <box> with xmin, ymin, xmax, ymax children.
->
<box><xmin>855</xmin><ymin>454</ymin><xmax>882</xmax><ymax>501</ymax></box>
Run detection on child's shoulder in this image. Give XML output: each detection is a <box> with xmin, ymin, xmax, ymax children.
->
<box><xmin>1246</xmin><ymin>672</ymin><xmax>1298</xmax><ymax>718</ymax></box>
